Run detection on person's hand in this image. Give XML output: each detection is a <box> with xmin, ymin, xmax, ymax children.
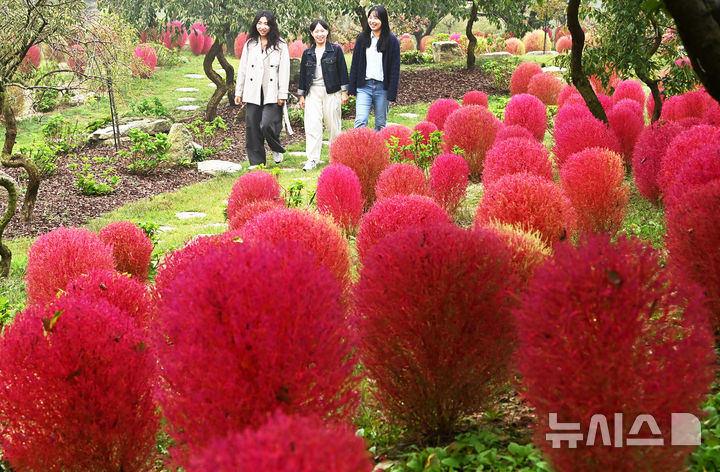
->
<box><xmin>278</xmin><ymin>98</ymin><xmax>286</xmax><ymax>106</ymax></box>
<box><xmin>298</xmin><ymin>96</ymin><xmax>305</xmax><ymax>110</ymax></box>
<box><xmin>341</xmin><ymin>91</ymin><xmax>348</xmax><ymax>106</ymax></box>
<box><xmin>234</xmin><ymin>96</ymin><xmax>242</xmax><ymax>106</ymax></box>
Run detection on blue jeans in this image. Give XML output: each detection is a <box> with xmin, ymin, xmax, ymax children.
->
<box><xmin>354</xmin><ymin>79</ymin><xmax>389</xmax><ymax>130</ymax></box>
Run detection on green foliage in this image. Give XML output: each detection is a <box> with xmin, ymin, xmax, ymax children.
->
<box><xmin>132</xmin><ymin>220</ymin><xmax>161</xmax><ymax>247</ymax></box>
<box><xmin>19</xmin><ymin>142</ymin><xmax>59</xmax><ymax>177</ymax></box>
<box><xmin>488</xmin><ymin>95</ymin><xmax>511</xmax><ymax>121</ymax></box>
<box><xmin>388</xmin><ymin>130</ymin><xmax>444</xmax><ymax>173</ymax></box>
<box><xmin>0</xmin><ymin>296</ymin><xmax>23</xmax><ymax>332</ymax></box>
<box><xmin>287</xmin><ymin>106</ymin><xmax>304</xmax><ymax>125</ymax></box>
<box><xmin>401</xmin><ymin>50</ymin><xmax>434</xmax><ymax>65</ymax></box>
<box><xmin>285</xmin><ymin>180</ymin><xmax>305</xmax><ymax>208</ymax></box>
<box><xmin>690</xmin><ymin>390</ymin><xmax>720</xmax><ymax>471</ymax></box>
<box><xmin>188</xmin><ymin>117</ymin><xmax>231</xmax><ymax>160</ymax></box>
<box><xmin>40</xmin><ymin>115</ymin><xmax>82</xmax><ymax>153</ymax></box>
<box><xmin>660</xmin><ymin>56</ymin><xmax>702</xmax><ymax>97</ymax></box>
<box><xmin>479</xmin><ymin>58</ymin><xmax>519</xmax><ymax>92</ymax></box>
<box><xmin>118</xmin><ymin>128</ymin><xmax>170</xmax><ymax>174</ymax></box>
<box><xmin>129</xmin><ymin>97</ymin><xmax>169</xmax><ymax>118</ymax></box>
<box><xmin>68</xmin><ymin>156</ymin><xmax>121</xmax><ymax>195</ymax></box>
<box><xmin>84</xmin><ymin>116</ymin><xmax>112</xmax><ymax>134</ymax></box>
<box><xmin>153</xmin><ymin>44</ymin><xmax>187</xmax><ymax>67</ymax></box>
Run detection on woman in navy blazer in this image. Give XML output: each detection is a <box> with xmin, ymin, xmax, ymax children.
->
<box><xmin>348</xmin><ymin>5</ymin><xmax>401</xmax><ymax>130</ymax></box>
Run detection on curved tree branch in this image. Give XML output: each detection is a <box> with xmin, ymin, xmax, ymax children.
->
<box><xmin>466</xmin><ymin>0</ymin><xmax>479</xmax><ymax>70</ymax></box>
<box><xmin>204</xmin><ymin>39</ymin><xmax>228</xmax><ymax>121</ymax></box>
<box><xmin>0</xmin><ymin>171</ymin><xmax>17</xmax><ymax>278</ymax></box>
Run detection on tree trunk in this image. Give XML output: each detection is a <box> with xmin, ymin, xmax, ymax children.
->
<box><xmin>204</xmin><ymin>39</ymin><xmax>229</xmax><ymax>121</ymax></box>
<box><xmin>0</xmin><ymin>171</ymin><xmax>17</xmax><ymax>278</ymax></box>
<box><xmin>466</xmin><ymin>1</ymin><xmax>479</xmax><ymax>70</ymax></box>
<box><xmin>355</xmin><ymin>6</ymin><xmax>367</xmax><ymax>28</ymax></box>
<box><xmin>567</xmin><ymin>0</ymin><xmax>607</xmax><ymax>123</ymax></box>
<box><xmin>663</xmin><ymin>0</ymin><xmax>720</xmax><ymax>104</ymax></box>
<box><xmin>214</xmin><ymin>28</ymin><xmax>237</xmax><ymax>106</ymax></box>
<box><xmin>413</xmin><ymin>19</ymin><xmax>437</xmax><ymax>51</ymax></box>
<box><xmin>638</xmin><ymin>73</ymin><xmax>662</xmax><ymax>122</ymax></box>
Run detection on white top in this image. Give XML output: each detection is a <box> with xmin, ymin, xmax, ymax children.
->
<box><xmin>313</xmin><ymin>46</ymin><xmax>325</xmax><ymax>87</ymax></box>
<box><xmin>365</xmin><ymin>35</ymin><xmax>384</xmax><ymax>82</ymax></box>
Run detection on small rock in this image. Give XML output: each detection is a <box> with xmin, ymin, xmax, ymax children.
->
<box><xmin>479</xmin><ymin>51</ymin><xmax>513</xmax><ymax>59</ymax></box>
<box><xmin>177</xmin><ymin>105</ymin><xmax>200</xmax><ymax>111</ymax></box>
<box><xmin>527</xmin><ymin>50</ymin><xmax>558</xmax><ymax>56</ymax></box>
<box><xmin>185</xmin><ymin>73</ymin><xmax>206</xmax><ymax>79</ymax></box>
<box><xmin>397</xmin><ymin>112</ymin><xmax>419</xmax><ymax>118</ymax></box>
<box><xmin>386</xmin><ymin>122</ymin><xmax>400</xmax><ymax>127</ymax></box>
<box><xmin>542</xmin><ymin>66</ymin><xmax>566</xmax><ymax>73</ymax></box>
<box><xmin>176</xmin><ymin>211</ymin><xmax>207</xmax><ymax>219</ymax></box>
<box><xmin>88</xmin><ymin>118</ymin><xmax>171</xmax><ymax>142</ymax></box>
<box><xmin>288</xmin><ymin>151</ymin><xmax>307</xmax><ymax>156</ymax></box>
<box><xmin>178</xmin><ymin>97</ymin><xmax>197</xmax><ymax>102</ymax></box>
<box><xmin>431</xmin><ymin>41</ymin><xmax>463</xmax><ymax>63</ymax></box>
<box><xmin>158</xmin><ymin>226</ymin><xmax>176</xmax><ymax>232</ymax></box>
<box><xmin>208</xmin><ymin>83</ymin><xmax>217</xmax><ymax>88</ymax></box>
<box><xmin>166</xmin><ymin>123</ymin><xmax>194</xmax><ymax>167</ymax></box>
<box><xmin>197</xmin><ymin>160</ymin><xmax>244</xmax><ymax>176</ymax></box>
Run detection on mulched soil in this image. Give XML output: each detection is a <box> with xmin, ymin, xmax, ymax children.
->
<box><xmin>1</xmin><ymin>66</ymin><xmax>504</xmax><ymax>239</ymax></box>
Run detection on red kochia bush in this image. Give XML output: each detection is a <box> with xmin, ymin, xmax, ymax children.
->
<box><xmin>234</xmin><ymin>32</ymin><xmax>248</xmax><ymax>57</ymax></box>
<box><xmin>154</xmin><ymin>242</ymin><xmax>358</xmax><ymax>465</ymax></box>
<box><xmin>0</xmin><ymin>295</ymin><xmax>157</xmax><ymax>472</ymax></box>
<box><xmin>153</xmin><ymin>236</ymin><xmax>225</xmax><ymax>298</ymax></box>
<box><xmin>666</xmin><ymin>180</ymin><xmax>720</xmax><ymax>322</ymax></box>
<box><xmin>482</xmin><ymin>222</ymin><xmax>551</xmax><ymax>286</ymax></box>
<box><xmin>631</xmin><ymin>120</ymin><xmax>683</xmax><ymax>204</ymax></box>
<box><xmin>316</xmin><ymin>164</ymin><xmax>364</xmax><ymax>235</ymax></box>
<box><xmin>188</xmin><ymin>24</ymin><xmax>208</xmax><ymax>56</ymax></box>
<box><xmin>495</xmin><ymin>124</ymin><xmax>534</xmax><ymax>142</ymax></box>
<box><xmin>555</xmin><ymin>35</ymin><xmax>572</xmax><ymax>53</ymax></box>
<box><xmin>98</xmin><ymin>221</ymin><xmax>153</xmax><ymax>281</ymax></box>
<box><xmin>288</xmin><ymin>40</ymin><xmax>306</xmax><ymax>58</ymax></box>
<box><xmin>356</xmin><ymin>195</ymin><xmax>451</xmax><ymax>262</ymax></box>
<box><xmin>375</xmin><ymin>163</ymin><xmax>428</xmax><ymax>200</ymax></box>
<box><xmin>132</xmin><ymin>44</ymin><xmax>157</xmax><ymax>78</ymax></box>
<box><xmin>25</xmin><ymin>227</ymin><xmax>114</xmax><ymax>305</ymax></box>
<box><xmin>554</xmin><ymin>103</ymin><xmax>593</xmax><ymax>130</ymax></box>
<box><xmin>378</xmin><ymin>125</ymin><xmax>414</xmax><ymax>160</ymax></box>
<box><xmin>482</xmin><ymin>137</ymin><xmax>553</xmax><ymax>186</ymax></box>
<box><xmin>510</xmin><ymin>62</ymin><xmax>542</xmax><ymax>96</ymax></box>
<box><xmin>527</xmin><ymin>72</ymin><xmax>564</xmax><ymax>106</ymax></box>
<box><xmin>228</xmin><ymin>198</ymin><xmax>285</xmax><ymax>231</ymax></box>
<box><xmin>413</xmin><ymin>120</ymin><xmax>439</xmax><ymax>144</ymax></box>
<box><xmin>21</xmin><ymin>44</ymin><xmax>41</xmax><ymax>70</ymax></box>
<box><xmin>607</xmin><ymin>98</ymin><xmax>645</xmax><ymax>165</ymax></box>
<box><xmin>462</xmin><ymin>90</ymin><xmax>489</xmax><ymax>107</ymax></box>
<box><xmin>557</xmin><ymin>85</ymin><xmax>582</xmax><ymax>109</ymax></box>
<box><xmin>443</xmin><ymin>105</ymin><xmax>501</xmax><ymax>177</ymax></box>
<box><xmin>329</xmin><ymin>127</ymin><xmax>390</xmax><ymax>206</ymax></box>
<box><xmin>503</xmin><ymin>93</ymin><xmax>547</xmax><ymax>141</ymax></box>
<box><xmin>355</xmin><ymin>224</ymin><xmax>515</xmax><ymax>437</ymax></box>
<box><xmin>657</xmin><ymin>125</ymin><xmax>720</xmax><ymax>197</ymax></box>
<box><xmin>226</xmin><ymin>169</ymin><xmax>282</xmax><ymax>222</ymax></box>
<box><xmin>475</xmin><ymin>173</ymin><xmax>575</xmax><ymax>246</ymax></box>
<box><xmin>552</xmin><ymin>115</ymin><xmax>621</xmax><ymax>167</ymax></box>
<box><xmin>612</xmin><ymin>79</ymin><xmax>645</xmax><ymax>107</ymax></box>
<box><xmin>666</xmin><ymin>143</ymin><xmax>720</xmax><ymax>207</ymax></box>
<box><xmin>504</xmin><ymin>37</ymin><xmax>525</xmax><ymax>55</ymax></box>
<box><xmin>523</xmin><ymin>29</ymin><xmax>549</xmax><ymax>53</ymax></box>
<box><xmin>560</xmin><ymin>148</ymin><xmax>628</xmax><ymax>234</ymax></box>
<box><xmin>187</xmin><ymin>412</ymin><xmax>373</xmax><ymax>472</ymax></box>
<box><xmin>425</xmin><ymin>98</ymin><xmax>461</xmax><ymax>130</ymax></box>
<box><xmin>515</xmin><ymin>235</ymin><xmax>715</xmax><ymax>472</ymax></box>
<box><xmin>429</xmin><ymin>153</ymin><xmax>470</xmax><ymax>216</ymax></box>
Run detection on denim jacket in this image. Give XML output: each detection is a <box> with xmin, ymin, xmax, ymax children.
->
<box><xmin>297</xmin><ymin>43</ymin><xmax>349</xmax><ymax>97</ymax></box>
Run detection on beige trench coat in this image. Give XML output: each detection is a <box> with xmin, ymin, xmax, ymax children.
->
<box><xmin>235</xmin><ymin>38</ymin><xmax>290</xmax><ymax>106</ymax></box>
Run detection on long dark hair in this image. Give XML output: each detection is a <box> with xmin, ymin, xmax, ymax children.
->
<box><xmin>308</xmin><ymin>19</ymin><xmax>331</xmax><ymax>47</ymax></box>
<box><xmin>248</xmin><ymin>10</ymin><xmax>282</xmax><ymax>50</ymax></box>
<box><xmin>362</xmin><ymin>5</ymin><xmax>391</xmax><ymax>52</ymax></box>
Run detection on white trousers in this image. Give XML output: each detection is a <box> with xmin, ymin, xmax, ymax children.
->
<box><xmin>304</xmin><ymin>84</ymin><xmax>342</xmax><ymax>163</ymax></box>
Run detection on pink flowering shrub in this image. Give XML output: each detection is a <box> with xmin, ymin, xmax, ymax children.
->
<box><xmin>161</xmin><ymin>21</ymin><xmax>188</xmax><ymax>50</ymax></box>
<box><xmin>658</xmin><ymin>125</ymin><xmax>720</xmax><ymax>198</ymax></box>
<box><xmin>329</xmin><ymin>127</ymin><xmax>390</xmax><ymax>206</ymax></box>
<box><xmin>462</xmin><ymin>90</ymin><xmax>489</xmax><ymax>107</ymax></box>
<box><xmin>515</xmin><ymin>235</ymin><xmax>715</xmax><ymax>472</ymax></box>
<box><xmin>375</xmin><ymin>163</ymin><xmax>428</xmax><ymax>200</ymax></box>
<box><xmin>226</xmin><ymin>169</ymin><xmax>282</xmax><ymax>223</ymax></box>
<box><xmin>0</xmin><ymin>295</ymin><xmax>158</xmax><ymax>472</ymax></box>
<box><xmin>443</xmin><ymin>105</ymin><xmax>501</xmax><ymax>177</ymax></box>
<box><xmin>355</xmin><ymin>224</ymin><xmax>515</xmax><ymax>437</ymax></box>
<box><xmin>98</xmin><ymin>221</ymin><xmax>153</xmax><ymax>281</ymax></box>
<box><xmin>25</xmin><ymin>227</ymin><xmax>114</xmax><ymax>305</ymax></box>
<box><xmin>664</xmin><ymin>141</ymin><xmax>720</xmax><ymax>207</ymax></box>
<box><xmin>523</xmin><ymin>29</ymin><xmax>550</xmax><ymax>52</ymax></box>
<box><xmin>475</xmin><ymin>173</ymin><xmax>575</xmax><ymax>246</ymax></box>
<box><xmin>378</xmin><ymin>125</ymin><xmax>414</xmax><ymax>160</ymax></box>
<box><xmin>153</xmin><ymin>236</ymin><xmax>225</xmax><ymax>298</ymax></box>
<box><xmin>189</xmin><ymin>23</ymin><xmax>210</xmax><ymax>55</ymax></box>
<box><xmin>132</xmin><ymin>44</ymin><xmax>157</xmax><ymax>78</ymax></box>
<box><xmin>234</xmin><ymin>32</ymin><xmax>248</xmax><ymax>57</ymax></box>
<box><xmin>503</xmin><ymin>93</ymin><xmax>547</xmax><ymax>141</ymax></box>
<box><xmin>20</xmin><ymin>44</ymin><xmax>41</xmax><ymax>71</ymax></box>
<box><xmin>557</xmin><ymin>85</ymin><xmax>582</xmax><ymax>109</ymax></box>
<box><xmin>607</xmin><ymin>99</ymin><xmax>645</xmax><ymax>165</ymax></box>
<box><xmin>187</xmin><ymin>413</ymin><xmax>373</xmax><ymax>472</ymax></box>
<box><xmin>356</xmin><ymin>195</ymin><xmax>450</xmax><ymax>261</ymax></box>
<box><xmin>413</xmin><ymin>120</ymin><xmax>439</xmax><ymax>144</ymax></box>
<box><xmin>612</xmin><ymin>79</ymin><xmax>645</xmax><ymax>107</ymax></box>
<box><xmin>631</xmin><ymin>120</ymin><xmax>683</xmax><ymax>204</ymax></box>
<box><xmin>482</xmin><ymin>137</ymin><xmax>553</xmax><ymax>186</ymax></box>
<box><xmin>510</xmin><ymin>62</ymin><xmax>542</xmax><ymax>95</ymax></box>
<box><xmin>154</xmin><ymin>241</ymin><xmax>358</xmax><ymax>465</ymax></box>
<box><xmin>228</xmin><ymin>199</ymin><xmax>285</xmax><ymax>231</ymax></box>
<box><xmin>527</xmin><ymin>73</ymin><xmax>564</xmax><ymax>106</ymax></box>
<box><xmin>425</xmin><ymin>98</ymin><xmax>461</xmax><ymax>130</ymax></box>
<box><xmin>554</xmin><ymin>103</ymin><xmax>594</xmax><ymax>130</ymax></box>
<box><xmin>482</xmin><ymin>222</ymin><xmax>550</xmax><ymax>286</ymax></box>
<box><xmin>704</xmin><ymin>100</ymin><xmax>720</xmax><ymax>126</ymax></box>
<box><xmin>429</xmin><ymin>153</ymin><xmax>470</xmax><ymax>216</ymax></box>
<box><xmin>552</xmin><ymin>115</ymin><xmax>621</xmax><ymax>167</ymax></box>
<box><xmin>555</xmin><ymin>35</ymin><xmax>572</xmax><ymax>53</ymax></box>
<box><xmin>504</xmin><ymin>37</ymin><xmax>525</xmax><ymax>55</ymax></box>
<box><xmin>495</xmin><ymin>124</ymin><xmax>534</xmax><ymax>142</ymax></box>
<box><xmin>316</xmin><ymin>164</ymin><xmax>364</xmax><ymax>235</ymax></box>
<box><xmin>560</xmin><ymin>148</ymin><xmax>628</xmax><ymax>234</ymax></box>
<box><xmin>288</xmin><ymin>40</ymin><xmax>306</xmax><ymax>58</ymax></box>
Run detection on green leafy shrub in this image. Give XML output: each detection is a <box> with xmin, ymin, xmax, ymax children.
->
<box><xmin>130</xmin><ymin>97</ymin><xmax>169</xmax><ymax>117</ymax></box>
<box><xmin>284</xmin><ymin>180</ymin><xmax>305</xmax><ymax>208</ymax></box>
<box><xmin>153</xmin><ymin>42</ymin><xmax>186</xmax><ymax>67</ymax></box>
<box><xmin>19</xmin><ymin>142</ymin><xmax>59</xmax><ymax>177</ymax></box>
<box><xmin>118</xmin><ymin>129</ymin><xmax>170</xmax><ymax>174</ymax></box>
<box><xmin>40</xmin><ymin>115</ymin><xmax>82</xmax><ymax>153</ymax></box>
<box><xmin>30</xmin><ymin>62</ymin><xmax>68</xmax><ymax>112</ymax></box>
<box><xmin>401</xmin><ymin>50</ymin><xmax>433</xmax><ymax>64</ymax></box>
<box><xmin>387</xmin><ymin>130</ymin><xmax>443</xmax><ymax>172</ymax></box>
<box><xmin>84</xmin><ymin>116</ymin><xmax>112</xmax><ymax>134</ymax></box>
<box><xmin>480</xmin><ymin>57</ymin><xmax>519</xmax><ymax>91</ymax></box>
<box><xmin>188</xmin><ymin>117</ymin><xmax>231</xmax><ymax>160</ymax></box>
<box><xmin>68</xmin><ymin>156</ymin><xmax>121</xmax><ymax>195</ymax></box>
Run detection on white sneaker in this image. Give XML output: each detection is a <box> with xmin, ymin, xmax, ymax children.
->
<box><xmin>302</xmin><ymin>160</ymin><xmax>317</xmax><ymax>172</ymax></box>
<box><xmin>272</xmin><ymin>151</ymin><xmax>284</xmax><ymax>164</ymax></box>
<box><xmin>248</xmin><ymin>164</ymin><xmax>261</xmax><ymax>170</ymax></box>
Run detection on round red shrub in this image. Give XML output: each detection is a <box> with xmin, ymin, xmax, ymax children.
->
<box><xmin>25</xmin><ymin>227</ymin><xmax>114</xmax><ymax>305</ymax></box>
<box><xmin>597</xmin><ymin>93</ymin><xmax>614</xmax><ymax>112</ymax></box>
<box><xmin>375</xmin><ymin>163</ymin><xmax>428</xmax><ymax>200</ymax></box>
<box><xmin>425</xmin><ymin>98</ymin><xmax>461</xmax><ymax>130</ymax></box>
<box><xmin>377</xmin><ymin>125</ymin><xmax>414</xmax><ymax>160</ymax></box>
<box><xmin>515</xmin><ymin>235</ymin><xmax>715</xmax><ymax>472</ymax></box>
<box><xmin>187</xmin><ymin>412</ymin><xmax>372</xmax><ymax>472</ymax></box>
<box><xmin>228</xmin><ymin>198</ymin><xmax>285</xmax><ymax>231</ymax></box>
<box><xmin>413</xmin><ymin>120</ymin><xmax>439</xmax><ymax>144</ymax></box>
<box><xmin>475</xmin><ymin>173</ymin><xmax>576</xmax><ymax>246</ymax></box>
<box><xmin>504</xmin><ymin>37</ymin><xmax>525</xmax><ymax>55</ymax></box>
<box><xmin>704</xmin><ymin>100</ymin><xmax>720</xmax><ymax>126</ymax></box>
<box><xmin>329</xmin><ymin>127</ymin><xmax>390</xmax><ymax>206</ymax></box>
<box><xmin>503</xmin><ymin>93</ymin><xmax>547</xmax><ymax>141</ymax></box>
<box><xmin>98</xmin><ymin>221</ymin><xmax>153</xmax><ymax>281</ymax></box>
<box><xmin>660</xmin><ymin>91</ymin><xmax>708</xmax><ymax>123</ymax></box>
<box><xmin>607</xmin><ymin>98</ymin><xmax>645</xmax><ymax>165</ymax></box>
<box><xmin>226</xmin><ymin>169</ymin><xmax>282</xmax><ymax>222</ymax></box>
<box><xmin>612</xmin><ymin>79</ymin><xmax>645</xmax><ymax>107</ymax></box>
<box><xmin>658</xmin><ymin>125</ymin><xmax>720</xmax><ymax>197</ymax></box>
<box><xmin>481</xmin><ymin>222</ymin><xmax>551</xmax><ymax>286</ymax></box>
<box><xmin>666</xmin><ymin>180</ymin><xmax>720</xmax><ymax>322</ymax></box>
<box><xmin>429</xmin><ymin>153</ymin><xmax>470</xmax><ymax>216</ymax></box>
<box><xmin>631</xmin><ymin>120</ymin><xmax>683</xmax><ymax>204</ymax></box>
<box><xmin>495</xmin><ymin>124</ymin><xmax>534</xmax><ymax>142</ymax></box>
<box><xmin>202</xmin><ymin>35</ymin><xmax>212</xmax><ymax>54</ymax></box>
<box><xmin>67</xmin><ymin>44</ymin><xmax>86</xmax><ymax>72</ymax></box>
<box><xmin>132</xmin><ymin>44</ymin><xmax>157</xmax><ymax>78</ymax></box>
<box><xmin>356</xmin><ymin>194</ymin><xmax>451</xmax><ymax>262</ymax></box>
<box><xmin>153</xmin><ymin>236</ymin><xmax>226</xmax><ymax>298</ymax></box>
<box><xmin>316</xmin><ymin>163</ymin><xmax>364</xmax><ymax>235</ymax></box>
<box><xmin>527</xmin><ymin>72</ymin><xmax>564</xmax><ymax>106</ymax></box>
<box><xmin>234</xmin><ymin>32</ymin><xmax>248</xmax><ymax>57</ymax></box>
<box><xmin>555</xmin><ymin>35</ymin><xmax>572</xmax><ymax>53</ymax></box>
<box><xmin>557</xmin><ymin>85</ymin><xmax>582</xmax><ymax>109</ymax></box>
<box><xmin>189</xmin><ymin>31</ymin><xmax>206</xmax><ymax>56</ymax></box>
<box><xmin>523</xmin><ymin>29</ymin><xmax>549</xmax><ymax>53</ymax></box>
<box><xmin>483</xmin><ymin>137</ymin><xmax>553</xmax><ymax>186</ymax></box>
<box><xmin>0</xmin><ymin>295</ymin><xmax>158</xmax><ymax>472</ymax></box>
<box><xmin>462</xmin><ymin>90</ymin><xmax>489</xmax><ymax>107</ymax></box>
<box><xmin>21</xmin><ymin>44</ymin><xmax>42</xmax><ymax>70</ymax></box>
<box><xmin>554</xmin><ymin>103</ymin><xmax>594</xmax><ymax>130</ymax></box>
<box><xmin>665</xmin><ymin>141</ymin><xmax>720</xmax><ymax>208</ymax></box>
<box><xmin>510</xmin><ymin>62</ymin><xmax>542</xmax><ymax>96</ymax></box>
<box><xmin>154</xmin><ymin>241</ymin><xmax>358</xmax><ymax>465</ymax></box>
<box><xmin>355</xmin><ymin>224</ymin><xmax>515</xmax><ymax>437</ymax></box>
<box><xmin>443</xmin><ymin>105</ymin><xmax>501</xmax><ymax>177</ymax></box>
<box><xmin>560</xmin><ymin>147</ymin><xmax>628</xmax><ymax>234</ymax></box>
<box><xmin>288</xmin><ymin>40</ymin><xmax>306</xmax><ymax>58</ymax></box>
<box><xmin>552</xmin><ymin>115</ymin><xmax>621</xmax><ymax>167</ymax></box>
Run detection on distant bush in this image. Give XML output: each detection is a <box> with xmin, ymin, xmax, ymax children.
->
<box><xmin>132</xmin><ymin>44</ymin><xmax>157</xmax><ymax>77</ymax></box>
<box><xmin>527</xmin><ymin>72</ymin><xmax>563</xmax><ymax>106</ymax></box>
<box><xmin>504</xmin><ymin>37</ymin><xmax>525</xmax><ymax>55</ymax></box>
<box><xmin>288</xmin><ymin>40</ymin><xmax>306</xmax><ymax>58</ymax></box>
<box><xmin>631</xmin><ymin>120</ymin><xmax>684</xmax><ymax>204</ymax></box>
<box><xmin>523</xmin><ymin>29</ymin><xmax>550</xmax><ymax>52</ymax></box>
<box><xmin>234</xmin><ymin>32</ymin><xmax>248</xmax><ymax>57</ymax></box>
<box><xmin>442</xmin><ymin>105</ymin><xmax>501</xmax><ymax>177</ymax></box>
<box><xmin>509</xmin><ymin>62</ymin><xmax>542</xmax><ymax>96</ymax></box>
<box><xmin>555</xmin><ymin>35</ymin><xmax>572</xmax><ymax>53</ymax></box>
<box><xmin>98</xmin><ymin>221</ymin><xmax>154</xmax><ymax>282</ymax></box>
<box><xmin>429</xmin><ymin>153</ymin><xmax>470</xmax><ymax>217</ymax></box>
<box><xmin>375</xmin><ymin>163</ymin><xmax>428</xmax><ymax>200</ymax></box>
<box><xmin>316</xmin><ymin>164</ymin><xmax>364</xmax><ymax>235</ymax></box>
<box><xmin>607</xmin><ymin>99</ymin><xmax>645</xmax><ymax>165</ymax></box>
<box><xmin>483</xmin><ymin>137</ymin><xmax>553</xmax><ymax>187</ymax></box>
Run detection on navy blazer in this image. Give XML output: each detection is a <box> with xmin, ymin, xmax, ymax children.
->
<box><xmin>348</xmin><ymin>32</ymin><xmax>401</xmax><ymax>101</ymax></box>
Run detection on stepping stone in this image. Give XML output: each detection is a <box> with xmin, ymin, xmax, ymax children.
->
<box><xmin>158</xmin><ymin>226</ymin><xmax>176</xmax><ymax>232</ymax></box>
<box><xmin>214</xmin><ymin>69</ymin><xmax>226</xmax><ymax>74</ymax></box>
<box><xmin>178</xmin><ymin>97</ymin><xmax>197</xmax><ymax>102</ymax></box>
<box><xmin>288</xmin><ymin>151</ymin><xmax>307</xmax><ymax>156</ymax></box>
<box><xmin>184</xmin><ymin>73</ymin><xmax>206</xmax><ymax>79</ymax></box>
<box><xmin>397</xmin><ymin>113</ymin><xmax>419</xmax><ymax>118</ymax></box>
<box><xmin>208</xmin><ymin>83</ymin><xmax>217</xmax><ymax>87</ymax></box>
<box><xmin>197</xmin><ymin>159</ymin><xmax>244</xmax><ymax>176</ymax></box>
<box><xmin>542</xmin><ymin>66</ymin><xmax>566</xmax><ymax>73</ymax></box>
<box><xmin>177</xmin><ymin>105</ymin><xmax>200</xmax><ymax>111</ymax></box>
<box><xmin>176</xmin><ymin>87</ymin><xmax>200</xmax><ymax>92</ymax></box>
<box><xmin>527</xmin><ymin>50</ymin><xmax>558</xmax><ymax>56</ymax></box>
<box><xmin>175</xmin><ymin>211</ymin><xmax>207</xmax><ymax>219</ymax></box>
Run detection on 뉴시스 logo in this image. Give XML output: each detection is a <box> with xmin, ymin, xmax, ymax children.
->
<box><xmin>546</xmin><ymin>412</ymin><xmax>701</xmax><ymax>448</ymax></box>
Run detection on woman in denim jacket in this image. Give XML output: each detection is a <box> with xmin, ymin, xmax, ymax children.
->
<box><xmin>297</xmin><ymin>19</ymin><xmax>349</xmax><ymax>171</ymax></box>
<box><xmin>348</xmin><ymin>5</ymin><xmax>400</xmax><ymax>131</ymax></box>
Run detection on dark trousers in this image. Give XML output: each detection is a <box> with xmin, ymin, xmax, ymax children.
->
<box><xmin>245</xmin><ymin>101</ymin><xmax>285</xmax><ymax>165</ymax></box>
